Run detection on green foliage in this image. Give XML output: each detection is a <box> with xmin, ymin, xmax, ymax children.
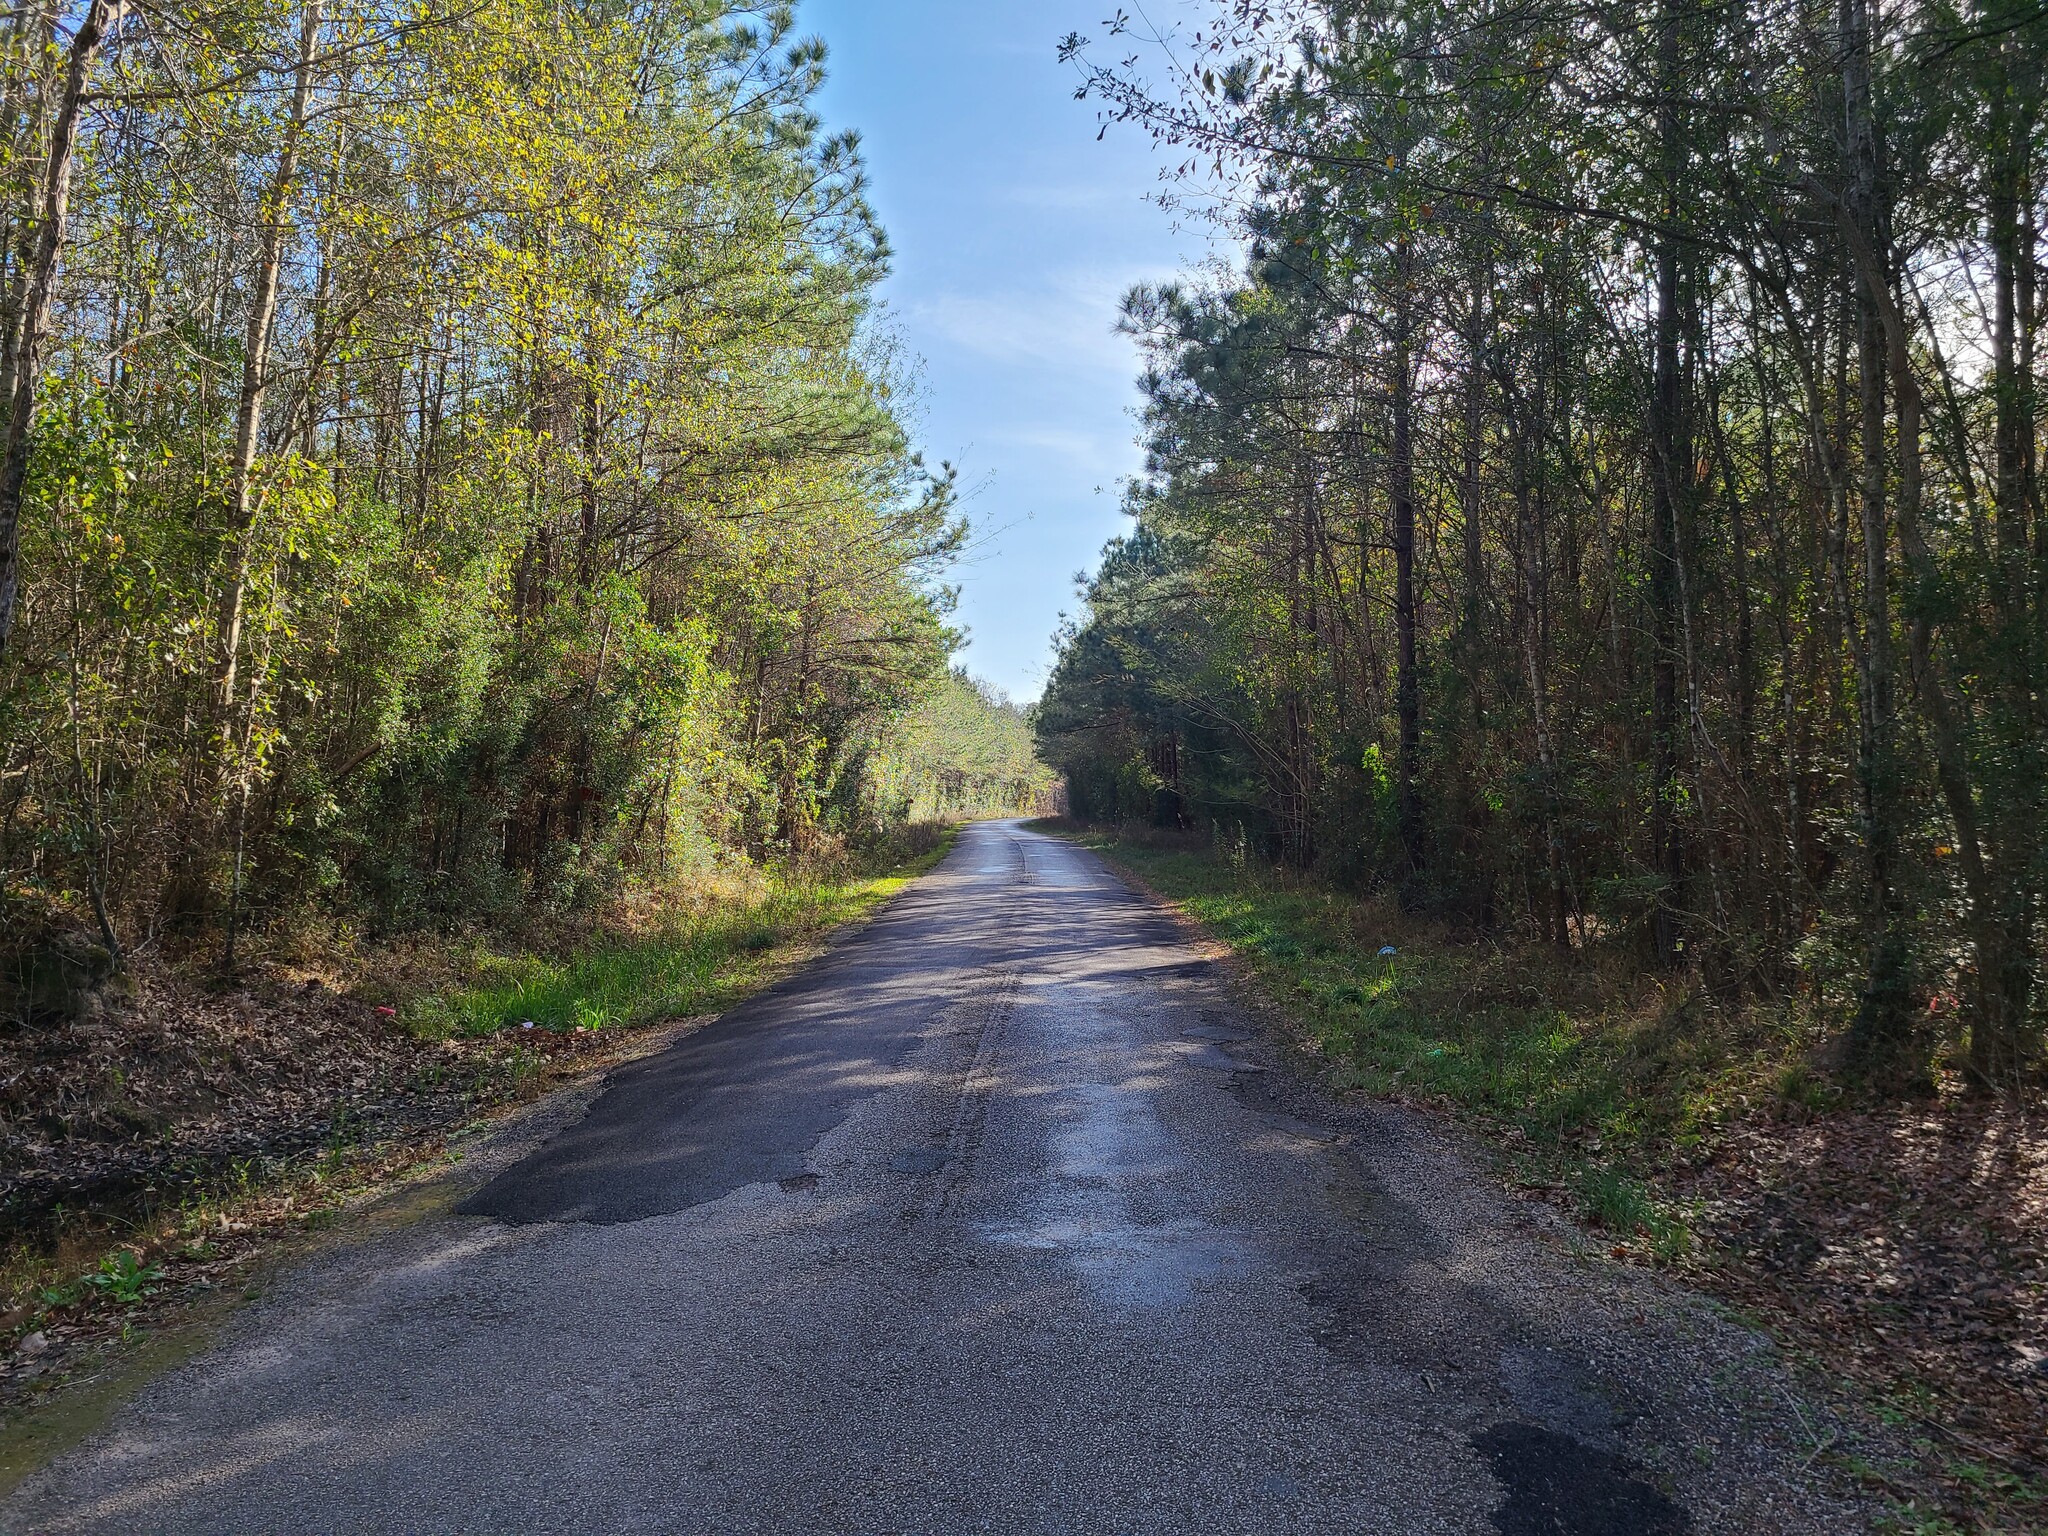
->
<box><xmin>405</xmin><ymin>851</ymin><xmax>948</xmax><ymax>1038</ymax></box>
<box><xmin>1049</xmin><ymin>0</ymin><xmax>2048</xmax><ymax>1082</ymax></box>
<box><xmin>0</xmin><ymin>0</ymin><xmax>1030</xmax><ymax>968</ymax></box>
<box><xmin>40</xmin><ymin>1250</ymin><xmax>165</xmax><ymax>1311</ymax></box>
<box><xmin>850</xmin><ymin>669</ymin><xmax>1057</xmax><ymax>829</ymax></box>
<box><xmin>83</xmin><ymin>1251</ymin><xmax>165</xmax><ymax>1306</ymax></box>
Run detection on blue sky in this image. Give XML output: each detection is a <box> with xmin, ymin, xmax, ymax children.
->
<box><xmin>800</xmin><ymin>0</ymin><xmax>1206</xmax><ymax>702</ymax></box>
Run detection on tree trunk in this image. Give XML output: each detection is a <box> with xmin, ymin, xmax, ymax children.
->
<box><xmin>1391</xmin><ymin>236</ymin><xmax>1422</xmax><ymax>889</ymax></box>
<box><xmin>216</xmin><ymin>0</ymin><xmax>323</xmax><ymax>710</ymax></box>
<box><xmin>578</xmin><ymin>376</ymin><xmax>601</xmax><ymax>586</ymax></box>
<box><xmin>1839</xmin><ymin>0</ymin><xmax>1915</xmax><ymax>1072</ymax></box>
<box><xmin>1647</xmin><ymin>0</ymin><xmax>1686</xmax><ymax>966</ymax></box>
<box><xmin>1968</xmin><ymin>44</ymin><xmax>2042</xmax><ymax>1084</ymax></box>
<box><xmin>0</xmin><ymin>1</ymin><xmax>60</xmax><ymax>411</ymax></box>
<box><xmin>1509</xmin><ymin>344</ymin><xmax>1568</xmax><ymax>950</ymax></box>
<box><xmin>0</xmin><ymin>0</ymin><xmax>126</xmax><ymax>664</ymax></box>
<box><xmin>1460</xmin><ymin>259</ymin><xmax>1487</xmax><ymax>726</ymax></box>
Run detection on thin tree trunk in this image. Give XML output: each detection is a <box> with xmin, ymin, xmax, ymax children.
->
<box><xmin>1968</xmin><ymin>41</ymin><xmax>2042</xmax><ymax>1083</ymax></box>
<box><xmin>1509</xmin><ymin>349</ymin><xmax>1568</xmax><ymax>949</ymax></box>
<box><xmin>1647</xmin><ymin>0</ymin><xmax>1686</xmax><ymax>965</ymax></box>
<box><xmin>578</xmin><ymin>375</ymin><xmax>601</xmax><ymax>585</ymax></box>
<box><xmin>1839</xmin><ymin>0</ymin><xmax>1914</xmax><ymax>1071</ymax></box>
<box><xmin>1460</xmin><ymin>258</ymin><xmax>1487</xmax><ymax>726</ymax></box>
<box><xmin>216</xmin><ymin>0</ymin><xmax>323</xmax><ymax>710</ymax></box>
<box><xmin>1391</xmin><ymin>236</ymin><xmax>1422</xmax><ymax>888</ymax></box>
<box><xmin>0</xmin><ymin>0</ymin><xmax>126</xmax><ymax>663</ymax></box>
<box><xmin>0</xmin><ymin>0</ymin><xmax>59</xmax><ymax>404</ymax></box>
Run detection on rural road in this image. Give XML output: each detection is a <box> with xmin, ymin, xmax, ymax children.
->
<box><xmin>4</xmin><ymin>822</ymin><xmax>1874</xmax><ymax>1534</ymax></box>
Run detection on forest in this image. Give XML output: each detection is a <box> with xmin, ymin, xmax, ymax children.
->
<box><xmin>0</xmin><ymin>0</ymin><xmax>2040</xmax><ymax>1519</ymax></box>
<box><xmin>1043</xmin><ymin>0</ymin><xmax>2047</xmax><ymax>1093</ymax></box>
<box><xmin>0</xmin><ymin>0</ymin><xmax>1032</xmax><ymax>980</ymax></box>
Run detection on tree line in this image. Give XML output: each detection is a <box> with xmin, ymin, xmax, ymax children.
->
<box><xmin>1039</xmin><ymin>0</ymin><xmax>2045</xmax><ymax>1088</ymax></box>
<box><xmin>0</xmin><ymin>0</ymin><xmax>972</xmax><ymax>972</ymax></box>
<box><xmin>867</xmin><ymin>669</ymin><xmax>1057</xmax><ymax>825</ymax></box>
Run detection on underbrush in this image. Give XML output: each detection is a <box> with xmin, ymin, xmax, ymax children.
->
<box><xmin>400</xmin><ymin>850</ymin><xmax>944</xmax><ymax>1039</ymax></box>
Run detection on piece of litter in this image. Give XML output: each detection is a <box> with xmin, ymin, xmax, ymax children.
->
<box><xmin>520</xmin><ymin>1021</ymin><xmax>536</xmax><ymax>1030</ymax></box>
<box><xmin>1378</xmin><ymin>946</ymin><xmax>1398</xmax><ymax>957</ymax></box>
<box><xmin>374</xmin><ymin>1006</ymin><xmax>397</xmax><ymax>1017</ymax></box>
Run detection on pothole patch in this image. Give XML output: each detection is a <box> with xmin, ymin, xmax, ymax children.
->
<box><xmin>1474</xmin><ymin>1421</ymin><xmax>1690</xmax><ymax>1535</ymax></box>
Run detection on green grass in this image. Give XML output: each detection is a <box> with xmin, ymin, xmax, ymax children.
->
<box><xmin>404</xmin><ymin>835</ymin><xmax>955</xmax><ymax>1041</ymax></box>
<box><xmin>1044</xmin><ymin>826</ymin><xmax>1809</xmax><ymax>1254</ymax></box>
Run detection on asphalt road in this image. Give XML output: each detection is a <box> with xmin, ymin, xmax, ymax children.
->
<box><xmin>3</xmin><ymin>822</ymin><xmax>1876</xmax><ymax>1534</ymax></box>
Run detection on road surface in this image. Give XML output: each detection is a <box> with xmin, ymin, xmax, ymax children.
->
<box><xmin>3</xmin><ymin>821</ymin><xmax>1873</xmax><ymax>1533</ymax></box>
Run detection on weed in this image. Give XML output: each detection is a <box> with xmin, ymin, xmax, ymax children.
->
<box><xmin>1775</xmin><ymin>1062</ymin><xmax>1841</xmax><ymax>1112</ymax></box>
<box><xmin>1875</xmin><ymin>1505</ymin><xmax>1968</xmax><ymax>1536</ymax></box>
<box><xmin>1571</xmin><ymin>1167</ymin><xmax>1694</xmax><ymax>1259</ymax></box>
<box><xmin>39</xmin><ymin>1250</ymin><xmax>164</xmax><ymax>1313</ymax></box>
<box><xmin>571</xmin><ymin>998</ymin><xmax>616</xmax><ymax>1033</ymax></box>
<box><xmin>86</xmin><ymin>1250</ymin><xmax>165</xmax><ymax>1305</ymax></box>
<box><xmin>324</xmin><ymin>1105</ymin><xmax>361</xmax><ymax>1155</ymax></box>
<box><xmin>1577</xmin><ymin>1165</ymin><xmax>1658</xmax><ymax>1233</ymax></box>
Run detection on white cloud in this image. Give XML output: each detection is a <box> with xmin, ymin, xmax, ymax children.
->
<box><xmin>906</xmin><ymin>266</ymin><xmax>1180</xmax><ymax>377</ymax></box>
<box><xmin>983</xmin><ymin>425</ymin><xmax>1141</xmax><ymax>481</ymax></box>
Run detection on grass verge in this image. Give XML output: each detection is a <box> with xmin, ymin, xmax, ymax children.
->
<box><xmin>1033</xmin><ymin>822</ymin><xmax>1786</xmax><ymax>1257</ymax></box>
<box><xmin>1031</xmin><ymin>820</ymin><xmax>2047</xmax><ymax>1533</ymax></box>
<box><xmin>402</xmin><ymin>844</ymin><xmax>951</xmax><ymax>1040</ymax></box>
<box><xmin>1</xmin><ymin>828</ymin><xmax>958</xmax><ymax>1484</ymax></box>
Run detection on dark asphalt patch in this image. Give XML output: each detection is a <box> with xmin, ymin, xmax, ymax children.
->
<box><xmin>888</xmin><ymin>1147</ymin><xmax>951</xmax><ymax>1175</ymax></box>
<box><xmin>1476</xmin><ymin>1421</ymin><xmax>1691</xmax><ymax>1535</ymax></box>
<box><xmin>1184</xmin><ymin>1043</ymin><xmax>1243</xmax><ymax>1072</ymax></box>
<box><xmin>459</xmin><ymin>868</ymin><xmax>996</xmax><ymax>1226</ymax></box>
